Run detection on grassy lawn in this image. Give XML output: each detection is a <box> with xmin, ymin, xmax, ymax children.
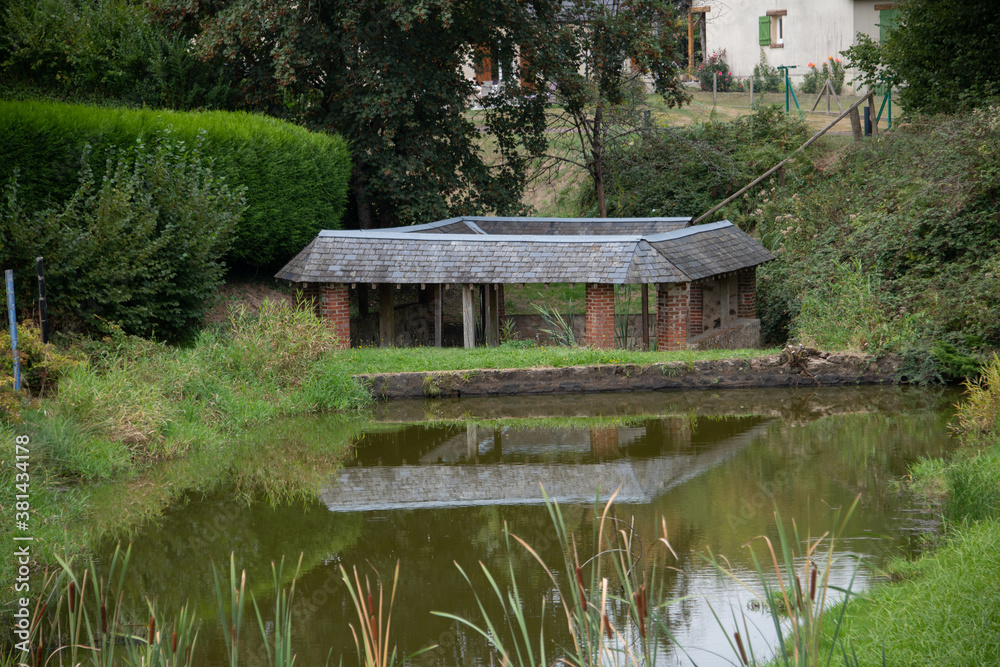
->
<box><xmin>333</xmin><ymin>343</ymin><xmax>779</xmax><ymax>375</ymax></box>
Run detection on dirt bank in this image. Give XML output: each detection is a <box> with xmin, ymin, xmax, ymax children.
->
<box><xmin>356</xmin><ymin>349</ymin><xmax>902</xmax><ymax>400</ymax></box>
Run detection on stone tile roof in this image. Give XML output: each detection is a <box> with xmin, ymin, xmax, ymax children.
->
<box><xmin>275</xmin><ymin>219</ymin><xmax>774</xmax><ymax>285</ymax></box>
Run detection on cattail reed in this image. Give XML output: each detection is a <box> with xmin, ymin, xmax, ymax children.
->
<box><xmin>602</xmin><ymin>613</ymin><xmax>613</xmax><ymax>640</ymax></box>
<box><xmin>734</xmin><ymin>631</ymin><xmax>749</xmax><ymax>666</ymax></box>
<box><xmin>171</xmin><ymin>630</ymin><xmax>178</xmax><ymax>653</ymax></box>
<box><xmin>68</xmin><ymin>581</ymin><xmax>76</xmax><ymax>613</ymax></box>
<box><xmin>34</xmin><ymin>644</ymin><xmax>43</xmax><ymax>667</ymax></box>
<box><xmin>30</xmin><ymin>603</ymin><xmax>45</xmax><ymax>634</ymax></box>
<box><xmin>575</xmin><ymin>566</ymin><xmax>587</xmax><ymax>610</ymax></box>
<box><xmin>367</xmin><ymin>593</ymin><xmax>374</xmax><ymax>614</ymax></box>
<box><xmin>148</xmin><ymin>616</ymin><xmax>156</xmax><ymax>644</ymax></box>
<box><xmin>795</xmin><ymin>575</ymin><xmax>803</xmax><ymax>609</ymax></box>
<box><xmin>101</xmin><ymin>601</ymin><xmax>107</xmax><ymax>634</ymax></box>
<box><xmin>810</xmin><ymin>564</ymin><xmax>818</xmax><ymax>601</ymax></box>
<box><xmin>633</xmin><ymin>585</ymin><xmax>647</xmax><ymax>638</ymax></box>
<box><xmin>370</xmin><ymin>613</ymin><xmax>378</xmax><ymax>646</ymax></box>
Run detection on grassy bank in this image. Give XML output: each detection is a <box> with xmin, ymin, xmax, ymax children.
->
<box><xmin>829</xmin><ymin>354</ymin><xmax>1000</xmax><ymax>664</ymax></box>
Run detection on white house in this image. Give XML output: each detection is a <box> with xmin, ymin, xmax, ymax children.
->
<box><xmin>702</xmin><ymin>1</ymin><xmax>899</xmax><ymax>93</ymax></box>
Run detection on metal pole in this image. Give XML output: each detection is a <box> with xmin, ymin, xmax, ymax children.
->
<box><xmin>37</xmin><ymin>257</ymin><xmax>48</xmax><ymax>344</ymax></box>
<box><xmin>6</xmin><ymin>269</ymin><xmax>20</xmax><ymax>392</ymax></box>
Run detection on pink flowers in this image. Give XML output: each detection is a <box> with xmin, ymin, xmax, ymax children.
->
<box><xmin>808</xmin><ymin>62</ymin><xmax>815</xmax><ymax>68</ymax></box>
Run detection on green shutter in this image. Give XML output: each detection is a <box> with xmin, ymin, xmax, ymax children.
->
<box><xmin>879</xmin><ymin>9</ymin><xmax>900</xmax><ymax>42</ymax></box>
<box><xmin>759</xmin><ymin>16</ymin><xmax>771</xmax><ymax>45</ymax></box>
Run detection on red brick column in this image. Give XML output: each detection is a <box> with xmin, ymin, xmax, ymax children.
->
<box><xmin>688</xmin><ymin>281</ymin><xmax>704</xmax><ymax>338</ymax></box>
<box><xmin>737</xmin><ymin>267</ymin><xmax>757</xmax><ymax>319</ymax></box>
<box><xmin>656</xmin><ymin>282</ymin><xmax>689</xmax><ymax>351</ymax></box>
<box><xmin>319</xmin><ymin>283</ymin><xmax>351</xmax><ymax>349</ymax></box>
<box><xmin>297</xmin><ymin>283</ymin><xmax>322</xmax><ymax>319</ymax></box>
<box><xmin>585</xmin><ymin>283</ymin><xmax>616</xmax><ymax>349</ymax></box>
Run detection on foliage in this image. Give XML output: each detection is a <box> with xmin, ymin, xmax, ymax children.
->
<box><xmin>748</xmin><ymin>109</ymin><xmax>1000</xmax><ymax>351</ymax></box>
<box><xmin>698</xmin><ymin>49</ymin><xmax>736</xmax><ymax>92</ymax></box>
<box><xmin>0</xmin><ymin>0</ymin><xmax>233</xmax><ymax>109</ymax></box>
<box><xmin>435</xmin><ymin>490</ymin><xmax>685</xmax><ymax>666</ymax></box>
<box><xmin>541</xmin><ymin>0</ymin><xmax>690</xmax><ymax>217</ymax></box>
<box><xmin>154</xmin><ymin>0</ymin><xmax>558</xmax><ymax>230</ymax></box>
<box><xmin>590</xmin><ymin>104</ymin><xmax>810</xmax><ymax>218</ymax></box>
<box><xmin>1</xmin><ymin>130</ymin><xmax>244</xmax><ymax>340</ymax></box>
<box><xmin>952</xmin><ymin>353</ymin><xmax>1000</xmax><ymax>446</ymax></box>
<box><xmin>707</xmin><ymin>497</ymin><xmax>862</xmax><ymax>666</ymax></box>
<box><xmin>843</xmin><ymin>0</ymin><xmax>1000</xmax><ymax>114</ymax></box>
<box><xmin>28</xmin><ymin>300</ymin><xmax>365</xmax><ymax>480</ymax></box>
<box><xmin>0</xmin><ymin>100</ymin><xmax>350</xmax><ymax>268</ymax></box>
<box><xmin>800</xmin><ymin>57</ymin><xmax>846</xmax><ymax>95</ymax></box>
<box><xmin>534</xmin><ymin>301</ymin><xmax>577</xmax><ymax>347</ymax></box>
<box><xmin>752</xmin><ymin>51</ymin><xmax>783</xmax><ymax>94</ymax></box>
<box><xmin>0</xmin><ymin>322</ymin><xmax>84</xmax><ymax>417</ymax></box>
<box><xmin>791</xmin><ymin>260</ymin><xmax>920</xmax><ymax>353</ymax></box>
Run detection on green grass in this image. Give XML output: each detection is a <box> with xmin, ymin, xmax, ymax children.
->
<box><xmin>834</xmin><ymin>521</ymin><xmax>1000</xmax><ymax>665</ymax></box>
<box><xmin>331</xmin><ymin>343</ymin><xmax>779</xmax><ymax>375</ymax></box>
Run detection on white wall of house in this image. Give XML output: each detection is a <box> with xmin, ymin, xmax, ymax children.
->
<box><xmin>704</xmin><ymin>0</ymin><xmax>893</xmax><ymax>94</ymax></box>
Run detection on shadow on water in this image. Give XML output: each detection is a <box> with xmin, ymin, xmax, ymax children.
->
<box><xmin>94</xmin><ymin>386</ymin><xmax>961</xmax><ymax>666</ymax></box>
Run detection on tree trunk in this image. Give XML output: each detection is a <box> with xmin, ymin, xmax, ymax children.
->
<box><xmin>353</xmin><ymin>170</ymin><xmax>373</xmax><ymax>230</ymax></box>
<box><xmin>592</xmin><ymin>102</ymin><xmax>608</xmax><ymax>218</ymax></box>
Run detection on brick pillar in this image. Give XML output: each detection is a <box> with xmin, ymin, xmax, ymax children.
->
<box><xmin>585</xmin><ymin>283</ymin><xmax>615</xmax><ymax>349</ymax></box>
<box><xmin>688</xmin><ymin>281</ymin><xmax>704</xmax><ymax>338</ymax></box>
<box><xmin>737</xmin><ymin>267</ymin><xmax>757</xmax><ymax>319</ymax></box>
<box><xmin>656</xmin><ymin>282</ymin><xmax>689</xmax><ymax>351</ymax></box>
<box><xmin>319</xmin><ymin>283</ymin><xmax>351</xmax><ymax>349</ymax></box>
<box><xmin>297</xmin><ymin>282</ymin><xmax>322</xmax><ymax>319</ymax></box>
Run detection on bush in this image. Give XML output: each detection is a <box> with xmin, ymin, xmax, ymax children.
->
<box><xmin>589</xmin><ymin>104</ymin><xmax>810</xmax><ymax>218</ymax></box>
<box><xmin>697</xmin><ymin>49</ymin><xmax>736</xmax><ymax>92</ymax></box>
<box><xmin>1</xmin><ymin>130</ymin><xmax>244</xmax><ymax>340</ymax></box>
<box><xmin>752</xmin><ymin>51</ymin><xmax>782</xmax><ymax>93</ymax></box>
<box><xmin>0</xmin><ymin>100</ymin><xmax>351</xmax><ymax>268</ymax></box>
<box><xmin>799</xmin><ymin>57</ymin><xmax>846</xmax><ymax>95</ymax></box>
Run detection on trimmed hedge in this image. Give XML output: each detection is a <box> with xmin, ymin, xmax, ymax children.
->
<box><xmin>0</xmin><ymin>101</ymin><xmax>351</xmax><ymax>267</ymax></box>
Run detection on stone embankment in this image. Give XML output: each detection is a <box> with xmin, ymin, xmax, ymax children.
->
<box><xmin>356</xmin><ymin>348</ymin><xmax>902</xmax><ymax>400</ymax></box>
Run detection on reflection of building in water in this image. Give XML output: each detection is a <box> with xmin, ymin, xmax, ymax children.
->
<box><xmin>321</xmin><ymin>419</ymin><xmax>770</xmax><ymax>512</ymax></box>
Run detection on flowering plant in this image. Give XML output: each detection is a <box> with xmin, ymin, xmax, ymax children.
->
<box><xmin>698</xmin><ymin>49</ymin><xmax>736</xmax><ymax>92</ymax></box>
<box><xmin>800</xmin><ymin>56</ymin><xmax>846</xmax><ymax>94</ymax></box>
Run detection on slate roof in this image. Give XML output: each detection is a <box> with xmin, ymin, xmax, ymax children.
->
<box><xmin>405</xmin><ymin>216</ymin><xmax>691</xmax><ymax>236</ymax></box>
<box><xmin>275</xmin><ymin>219</ymin><xmax>774</xmax><ymax>285</ymax></box>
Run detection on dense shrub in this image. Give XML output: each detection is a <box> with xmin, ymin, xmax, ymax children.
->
<box><xmin>751</xmin><ymin>52</ymin><xmax>782</xmax><ymax>93</ymax></box>
<box><xmin>1</xmin><ymin>131</ymin><xmax>245</xmax><ymax>340</ymax></box>
<box><xmin>584</xmin><ymin>104</ymin><xmax>810</xmax><ymax>218</ymax></box>
<box><xmin>799</xmin><ymin>57</ymin><xmax>846</xmax><ymax>95</ymax></box>
<box><xmin>697</xmin><ymin>49</ymin><xmax>736</xmax><ymax>92</ymax></box>
<box><xmin>749</xmin><ymin>109</ymin><xmax>1000</xmax><ymax>353</ymax></box>
<box><xmin>0</xmin><ymin>101</ymin><xmax>351</xmax><ymax>267</ymax></box>
<box><xmin>0</xmin><ymin>0</ymin><xmax>232</xmax><ymax>110</ymax></box>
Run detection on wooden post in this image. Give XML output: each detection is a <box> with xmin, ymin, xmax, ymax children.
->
<box><xmin>484</xmin><ymin>284</ymin><xmax>494</xmax><ymax>346</ymax></box>
<box><xmin>778</xmin><ymin>164</ymin><xmax>785</xmax><ymax>186</ymax></box>
<box><xmin>357</xmin><ymin>284</ymin><xmax>369</xmax><ymax>317</ymax></box>
<box><xmin>849</xmin><ymin>105</ymin><xmax>862</xmax><ymax>141</ymax></box>
<box><xmin>641</xmin><ymin>284</ymin><xmax>650</xmax><ymax>350</ymax></box>
<box><xmin>5</xmin><ymin>270</ymin><xmax>20</xmax><ymax>392</ymax></box>
<box><xmin>462</xmin><ymin>284</ymin><xmax>475</xmax><ymax>348</ymax></box>
<box><xmin>868</xmin><ymin>92</ymin><xmax>878</xmax><ymax>136</ymax></box>
<box><xmin>479</xmin><ymin>284</ymin><xmax>486</xmax><ymax>345</ymax></box>
<box><xmin>486</xmin><ymin>284</ymin><xmax>500</xmax><ymax>346</ymax></box>
<box><xmin>36</xmin><ymin>257</ymin><xmax>48</xmax><ymax>345</ymax></box>
<box><xmin>688</xmin><ymin>12</ymin><xmax>695</xmax><ymax>77</ymax></box>
<box><xmin>434</xmin><ymin>284</ymin><xmax>443</xmax><ymax>348</ymax></box>
<box><xmin>378</xmin><ymin>283</ymin><xmax>395</xmax><ymax>347</ymax></box>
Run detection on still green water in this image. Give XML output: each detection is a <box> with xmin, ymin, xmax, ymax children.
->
<box><xmin>98</xmin><ymin>387</ymin><xmax>959</xmax><ymax>665</ymax></box>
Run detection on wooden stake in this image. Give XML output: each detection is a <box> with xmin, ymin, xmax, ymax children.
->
<box><xmin>36</xmin><ymin>257</ymin><xmax>48</xmax><ymax>345</ymax></box>
<box><xmin>462</xmin><ymin>284</ymin><xmax>476</xmax><ymax>349</ymax></box>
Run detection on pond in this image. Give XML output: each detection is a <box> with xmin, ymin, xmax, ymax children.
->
<box><xmin>97</xmin><ymin>386</ymin><xmax>960</xmax><ymax>665</ymax></box>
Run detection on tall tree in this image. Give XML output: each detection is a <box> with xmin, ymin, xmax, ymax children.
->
<box><xmin>155</xmin><ymin>0</ymin><xmax>559</xmax><ymax>228</ymax></box>
<box><xmin>539</xmin><ymin>0</ymin><xmax>690</xmax><ymax>217</ymax></box>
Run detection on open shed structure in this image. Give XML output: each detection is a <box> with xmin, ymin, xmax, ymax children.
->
<box><xmin>276</xmin><ymin>216</ymin><xmax>774</xmax><ymax>350</ymax></box>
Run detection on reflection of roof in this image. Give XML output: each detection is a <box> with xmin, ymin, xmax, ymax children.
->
<box><xmin>276</xmin><ymin>217</ymin><xmax>774</xmax><ymax>285</ymax></box>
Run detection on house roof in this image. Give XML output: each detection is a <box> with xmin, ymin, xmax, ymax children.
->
<box><xmin>276</xmin><ymin>217</ymin><xmax>774</xmax><ymax>285</ymax></box>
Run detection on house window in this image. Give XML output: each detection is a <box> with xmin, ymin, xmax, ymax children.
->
<box><xmin>762</xmin><ymin>10</ymin><xmax>787</xmax><ymax>48</ymax></box>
